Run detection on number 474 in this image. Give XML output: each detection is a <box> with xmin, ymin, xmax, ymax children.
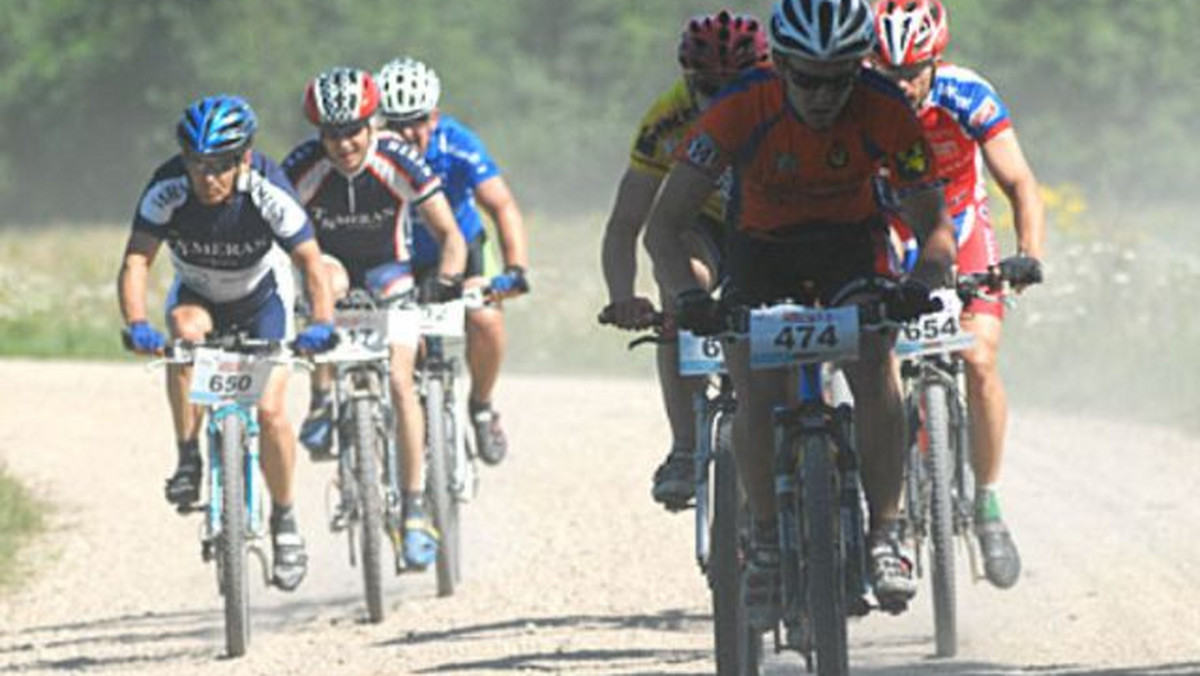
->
<box><xmin>774</xmin><ymin>324</ymin><xmax>837</xmax><ymax>351</ymax></box>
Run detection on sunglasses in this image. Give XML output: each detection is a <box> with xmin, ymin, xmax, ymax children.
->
<box><xmin>780</xmin><ymin>62</ymin><xmax>859</xmax><ymax>92</ymax></box>
<box><xmin>320</xmin><ymin>119</ymin><xmax>370</xmax><ymax>140</ymax></box>
<box><xmin>385</xmin><ymin>114</ymin><xmax>431</xmax><ymax>132</ymax></box>
<box><xmin>877</xmin><ymin>61</ymin><xmax>934</xmax><ymax>83</ymax></box>
<box><xmin>182</xmin><ymin>150</ymin><xmax>242</xmax><ymax>175</ymax></box>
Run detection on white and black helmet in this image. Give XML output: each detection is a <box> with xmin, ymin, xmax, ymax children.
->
<box><xmin>769</xmin><ymin>0</ymin><xmax>877</xmax><ymax>61</ymax></box>
<box><xmin>377</xmin><ymin>57</ymin><xmax>441</xmax><ymax>122</ymax></box>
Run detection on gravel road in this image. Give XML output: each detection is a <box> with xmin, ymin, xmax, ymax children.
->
<box><xmin>0</xmin><ymin>360</ymin><xmax>1197</xmax><ymax>675</ymax></box>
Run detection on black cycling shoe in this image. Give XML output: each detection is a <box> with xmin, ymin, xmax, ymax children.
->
<box><xmin>651</xmin><ymin>449</ymin><xmax>694</xmax><ymax>510</ymax></box>
<box><xmin>977</xmin><ymin>520</ymin><xmax>1022</xmax><ymax>589</ymax></box>
<box><xmin>270</xmin><ymin>512</ymin><xmax>309</xmax><ymax>592</ymax></box>
<box><xmin>164</xmin><ymin>457</ymin><xmax>202</xmax><ymax>510</ymax></box>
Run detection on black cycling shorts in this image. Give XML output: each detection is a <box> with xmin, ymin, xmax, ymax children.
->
<box><xmin>415</xmin><ymin>231</ymin><xmax>487</xmax><ymax>281</ymax></box>
<box><xmin>725</xmin><ymin>218</ymin><xmax>894</xmax><ymax>307</ymax></box>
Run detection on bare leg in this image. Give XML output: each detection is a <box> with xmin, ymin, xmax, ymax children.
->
<box><xmin>389</xmin><ymin>344</ymin><xmax>424</xmax><ymax>493</ymax></box>
<box><xmin>841</xmin><ymin>331</ymin><xmax>907</xmax><ymax>530</ymax></box>
<box><xmin>166</xmin><ymin>305</ymin><xmax>213</xmax><ymax>443</ymax></box>
<box><xmin>960</xmin><ymin>314</ymin><xmax>1006</xmax><ymax>487</ymax></box>
<box><xmin>257</xmin><ymin>366</ymin><xmax>297</xmax><ymax>507</ymax></box>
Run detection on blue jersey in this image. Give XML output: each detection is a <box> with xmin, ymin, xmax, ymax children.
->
<box><xmin>284</xmin><ymin>132</ymin><xmax>441</xmax><ymax>274</ymax></box>
<box><xmin>132</xmin><ymin>151</ymin><xmax>313</xmax><ymax>304</ymax></box>
<box><xmin>409</xmin><ymin>115</ymin><xmax>501</xmax><ymax>267</ymax></box>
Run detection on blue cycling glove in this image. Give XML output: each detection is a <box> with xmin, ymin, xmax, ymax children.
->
<box><xmin>489</xmin><ymin>265</ymin><xmax>530</xmax><ymax>295</ymax></box>
<box><xmin>294</xmin><ymin>322</ymin><xmax>337</xmax><ymax>353</ymax></box>
<box><xmin>126</xmin><ymin>321</ymin><xmax>165</xmax><ymax>353</ymax></box>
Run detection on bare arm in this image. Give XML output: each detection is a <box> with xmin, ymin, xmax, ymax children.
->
<box><xmin>117</xmin><ymin>230</ymin><xmax>163</xmax><ymax>325</ymax></box>
<box><xmin>289</xmin><ymin>240</ymin><xmax>334</xmax><ymax>324</ymax></box>
<box><xmin>643</xmin><ymin>162</ymin><xmax>718</xmax><ymax>301</ymax></box>
<box><xmin>898</xmin><ymin>187</ymin><xmax>957</xmax><ymax>288</ymax></box>
<box><xmin>474</xmin><ymin>175</ymin><xmax>528</xmax><ymax>270</ymax></box>
<box><xmin>417</xmin><ymin>192</ymin><xmax>467</xmax><ymax>280</ymax></box>
<box><xmin>982</xmin><ymin>128</ymin><xmax>1045</xmax><ymax>260</ymax></box>
<box><xmin>601</xmin><ymin>168</ymin><xmax>663</xmax><ymax>302</ymax></box>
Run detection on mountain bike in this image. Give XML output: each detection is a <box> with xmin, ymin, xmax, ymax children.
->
<box><xmin>896</xmin><ymin>259</ymin><xmax>1040</xmax><ymax>658</ymax></box>
<box><xmin>733</xmin><ymin>283</ymin><xmax>909</xmax><ymax>676</ymax></box>
<box><xmin>147</xmin><ymin>335</ymin><xmax>289</xmax><ymax>658</ymax></box>
<box><xmin>598</xmin><ymin>310</ymin><xmax>757</xmax><ymax>675</ymax></box>
<box><xmin>310</xmin><ymin>288</ymin><xmax>412</xmax><ymax>623</ymax></box>
<box><xmin>416</xmin><ymin>287</ymin><xmax>487</xmax><ymax>597</ymax></box>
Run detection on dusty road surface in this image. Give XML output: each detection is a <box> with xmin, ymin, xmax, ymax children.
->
<box><xmin>1</xmin><ymin>360</ymin><xmax>1198</xmax><ymax>675</ymax></box>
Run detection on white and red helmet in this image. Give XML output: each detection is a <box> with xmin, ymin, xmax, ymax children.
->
<box><xmin>873</xmin><ymin>0</ymin><xmax>950</xmax><ymax>66</ymax></box>
<box><xmin>303</xmin><ymin>67</ymin><xmax>380</xmax><ymax>127</ymax></box>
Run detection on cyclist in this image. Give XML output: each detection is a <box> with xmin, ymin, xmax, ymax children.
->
<box><xmin>872</xmin><ymin>0</ymin><xmax>1045</xmax><ymax>589</ymax></box>
<box><xmin>117</xmin><ymin>94</ymin><xmax>337</xmax><ymax>591</ymax></box>
<box><xmin>600</xmin><ymin>9</ymin><xmax>770</xmax><ymax>511</ymax></box>
<box><xmin>376</xmin><ymin>56</ymin><xmax>531</xmax><ymax>466</ymax></box>
<box><xmin>284</xmin><ymin>67</ymin><xmax>467</xmax><ymax>570</ymax></box>
<box><xmin>645</xmin><ymin>0</ymin><xmax>957</xmax><ymax>625</ymax></box>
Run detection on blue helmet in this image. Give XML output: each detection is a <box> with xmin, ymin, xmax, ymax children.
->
<box><xmin>176</xmin><ymin>95</ymin><xmax>258</xmax><ymax>155</ymax></box>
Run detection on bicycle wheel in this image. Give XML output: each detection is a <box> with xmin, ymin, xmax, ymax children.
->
<box><xmin>444</xmin><ymin>397</ymin><xmax>463</xmax><ymax>585</ymax></box>
<box><xmin>800</xmin><ymin>434</ymin><xmax>848</xmax><ymax>676</ymax></box>
<box><xmin>709</xmin><ymin>415</ymin><xmax>747</xmax><ymax>675</ymax></box>
<box><xmin>924</xmin><ymin>382</ymin><xmax>958</xmax><ymax>657</ymax></box>
<box><xmin>218</xmin><ymin>414</ymin><xmax>250</xmax><ymax>658</ymax></box>
<box><xmin>424</xmin><ymin>376</ymin><xmax>458</xmax><ymax>597</ymax></box>
<box><xmin>353</xmin><ymin>397</ymin><xmax>386</xmax><ymax>623</ymax></box>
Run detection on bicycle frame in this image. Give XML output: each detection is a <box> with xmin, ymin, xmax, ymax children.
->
<box><xmin>901</xmin><ymin>354</ymin><xmax>975</xmax><ymax>546</ymax></box>
<box><xmin>203</xmin><ymin>402</ymin><xmax>267</xmax><ymax>559</ymax></box>
<box><xmin>772</xmin><ymin>361</ymin><xmax>869</xmax><ymax>654</ymax></box>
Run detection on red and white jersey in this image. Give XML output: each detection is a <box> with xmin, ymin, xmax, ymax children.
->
<box><xmin>919</xmin><ymin>62</ymin><xmax>1011</xmax><ymax>245</ymax></box>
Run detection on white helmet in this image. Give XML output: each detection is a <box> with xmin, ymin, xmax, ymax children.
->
<box><xmin>769</xmin><ymin>0</ymin><xmax>877</xmax><ymax>61</ymax></box>
<box><xmin>377</xmin><ymin>57</ymin><xmax>441</xmax><ymax>122</ymax></box>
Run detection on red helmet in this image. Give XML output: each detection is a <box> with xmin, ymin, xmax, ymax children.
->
<box><xmin>678</xmin><ymin>10</ymin><xmax>770</xmax><ymax>74</ymax></box>
<box><xmin>873</xmin><ymin>0</ymin><xmax>950</xmax><ymax>67</ymax></box>
<box><xmin>303</xmin><ymin>67</ymin><xmax>380</xmax><ymax>127</ymax></box>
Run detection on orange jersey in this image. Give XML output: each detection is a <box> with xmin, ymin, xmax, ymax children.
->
<box><xmin>676</xmin><ymin>68</ymin><xmax>938</xmax><ymax>234</ymax></box>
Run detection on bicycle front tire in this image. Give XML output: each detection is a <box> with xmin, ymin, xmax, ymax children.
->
<box><xmin>924</xmin><ymin>381</ymin><xmax>958</xmax><ymax>657</ymax></box>
<box><xmin>710</xmin><ymin>415</ymin><xmax>754</xmax><ymax>675</ymax></box>
<box><xmin>801</xmin><ymin>433</ymin><xmax>849</xmax><ymax>676</ymax></box>
<box><xmin>425</xmin><ymin>377</ymin><xmax>458</xmax><ymax>597</ymax></box>
<box><xmin>353</xmin><ymin>397</ymin><xmax>387</xmax><ymax>623</ymax></box>
<box><xmin>218</xmin><ymin>414</ymin><xmax>250</xmax><ymax>658</ymax></box>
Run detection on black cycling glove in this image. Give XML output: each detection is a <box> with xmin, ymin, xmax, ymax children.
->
<box><xmin>419</xmin><ymin>274</ymin><xmax>463</xmax><ymax>304</ymax></box>
<box><xmin>674</xmin><ymin>289</ymin><xmax>724</xmax><ymax>336</ymax></box>
<box><xmin>884</xmin><ymin>278</ymin><xmax>942</xmax><ymax>323</ymax></box>
<box><xmin>999</xmin><ymin>254</ymin><xmax>1044</xmax><ymax>287</ymax></box>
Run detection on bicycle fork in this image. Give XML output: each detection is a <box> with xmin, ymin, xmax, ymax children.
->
<box><xmin>772</xmin><ymin>383</ymin><xmax>870</xmax><ymax>653</ymax></box>
<box><xmin>203</xmin><ymin>406</ymin><xmax>267</xmax><ymax>578</ymax></box>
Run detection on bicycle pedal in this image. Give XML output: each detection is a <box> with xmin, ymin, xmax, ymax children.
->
<box><xmin>175</xmin><ymin>501</ymin><xmax>206</xmax><ymax>515</ymax></box>
<box><xmin>662</xmin><ymin>499</ymin><xmax>695</xmax><ymax>513</ymax></box>
<box><xmin>874</xmin><ymin>597</ymin><xmax>910</xmax><ymax>615</ymax></box>
<box><xmin>848</xmin><ymin>596</ymin><xmax>872</xmax><ymax>617</ymax></box>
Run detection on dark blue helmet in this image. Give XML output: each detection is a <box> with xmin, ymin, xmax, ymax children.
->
<box><xmin>176</xmin><ymin>95</ymin><xmax>258</xmax><ymax>155</ymax></box>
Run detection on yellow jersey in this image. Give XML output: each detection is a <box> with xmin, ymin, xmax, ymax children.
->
<box><xmin>629</xmin><ymin>78</ymin><xmax>725</xmax><ymax>221</ymax></box>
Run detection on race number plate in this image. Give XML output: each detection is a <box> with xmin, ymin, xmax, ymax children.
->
<box><xmin>894</xmin><ymin>289</ymin><xmax>976</xmax><ymax>357</ymax></box>
<box><xmin>678</xmin><ymin>330</ymin><xmax>726</xmax><ymax>376</ymax></box>
<box><xmin>749</xmin><ymin>304</ymin><xmax>859</xmax><ymax>370</ymax></box>
<box><xmin>331</xmin><ymin>308</ymin><xmax>391</xmax><ymax>357</ymax></box>
<box><xmin>188</xmin><ymin>348</ymin><xmax>274</xmax><ymax>406</ymax></box>
<box><xmin>419</xmin><ymin>300</ymin><xmax>466</xmax><ymax>338</ymax></box>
